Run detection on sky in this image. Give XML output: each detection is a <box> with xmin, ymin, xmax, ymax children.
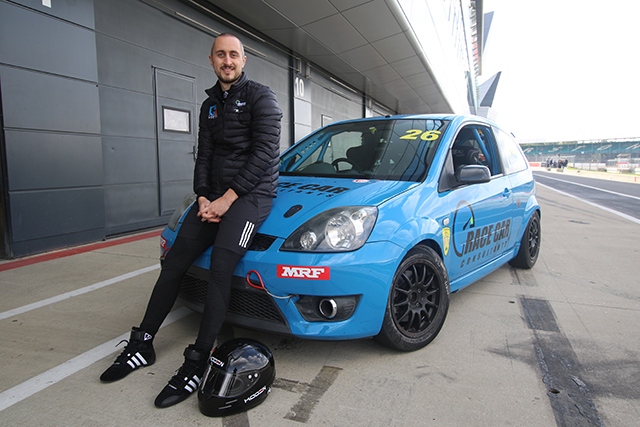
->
<box><xmin>479</xmin><ymin>0</ymin><xmax>640</xmax><ymax>142</ymax></box>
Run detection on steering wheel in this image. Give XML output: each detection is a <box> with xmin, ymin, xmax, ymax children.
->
<box><xmin>331</xmin><ymin>157</ymin><xmax>361</xmax><ymax>173</ymax></box>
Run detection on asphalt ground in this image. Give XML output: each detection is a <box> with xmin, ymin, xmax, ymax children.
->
<box><xmin>1</xmin><ymin>175</ymin><xmax>639</xmax><ymax>426</ymax></box>
<box><xmin>534</xmin><ymin>169</ymin><xmax>640</xmax><ymax>222</ymax></box>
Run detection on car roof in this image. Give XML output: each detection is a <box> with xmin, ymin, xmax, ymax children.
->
<box><xmin>329</xmin><ymin>114</ymin><xmax>499</xmax><ymax>128</ymax></box>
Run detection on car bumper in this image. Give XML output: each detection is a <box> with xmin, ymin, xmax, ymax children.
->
<box><xmin>176</xmin><ymin>240</ymin><xmax>404</xmax><ymax>340</ymax></box>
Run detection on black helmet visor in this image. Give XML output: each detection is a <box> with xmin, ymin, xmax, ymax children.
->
<box><xmin>201</xmin><ymin>365</ymin><xmax>262</xmax><ymax>398</ymax></box>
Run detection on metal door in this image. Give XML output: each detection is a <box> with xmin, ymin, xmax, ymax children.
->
<box><xmin>154</xmin><ymin>68</ymin><xmax>197</xmax><ymax>215</ymax></box>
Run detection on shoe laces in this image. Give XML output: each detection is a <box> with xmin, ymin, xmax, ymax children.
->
<box><xmin>113</xmin><ymin>339</ymin><xmax>142</xmax><ymax>363</ymax></box>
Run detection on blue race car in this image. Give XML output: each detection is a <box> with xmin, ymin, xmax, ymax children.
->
<box><xmin>161</xmin><ymin>114</ymin><xmax>541</xmax><ymax>351</ymax></box>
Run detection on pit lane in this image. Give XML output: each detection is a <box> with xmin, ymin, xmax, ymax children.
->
<box><xmin>0</xmin><ymin>174</ymin><xmax>638</xmax><ymax>426</ymax></box>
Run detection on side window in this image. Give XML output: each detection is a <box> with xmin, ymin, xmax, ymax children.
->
<box><xmin>494</xmin><ymin>128</ymin><xmax>528</xmax><ymax>174</ymax></box>
<box><xmin>451</xmin><ymin>125</ymin><xmax>500</xmax><ymax>176</ymax></box>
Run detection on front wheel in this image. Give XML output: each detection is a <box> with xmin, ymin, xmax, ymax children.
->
<box><xmin>374</xmin><ymin>246</ymin><xmax>450</xmax><ymax>351</ymax></box>
<box><xmin>508</xmin><ymin>211</ymin><xmax>541</xmax><ymax>269</ymax></box>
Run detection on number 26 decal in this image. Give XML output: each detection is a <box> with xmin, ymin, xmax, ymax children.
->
<box><xmin>400</xmin><ymin>129</ymin><xmax>441</xmax><ymax>141</ymax></box>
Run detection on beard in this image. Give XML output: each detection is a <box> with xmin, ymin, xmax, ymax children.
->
<box><xmin>216</xmin><ymin>66</ymin><xmax>242</xmax><ymax>86</ymax></box>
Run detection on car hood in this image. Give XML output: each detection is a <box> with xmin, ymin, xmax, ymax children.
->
<box><xmin>259</xmin><ymin>176</ymin><xmax>417</xmax><ymax>238</ymax></box>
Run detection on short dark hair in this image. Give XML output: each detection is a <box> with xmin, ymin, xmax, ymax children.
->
<box><xmin>211</xmin><ymin>33</ymin><xmax>245</xmax><ymax>57</ymax></box>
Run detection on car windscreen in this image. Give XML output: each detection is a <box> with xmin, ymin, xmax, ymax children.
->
<box><xmin>280</xmin><ymin>118</ymin><xmax>449</xmax><ymax>182</ymax></box>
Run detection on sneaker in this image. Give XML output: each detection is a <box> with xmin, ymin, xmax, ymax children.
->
<box><xmin>154</xmin><ymin>345</ymin><xmax>209</xmax><ymax>408</ymax></box>
<box><xmin>100</xmin><ymin>327</ymin><xmax>155</xmax><ymax>382</ymax></box>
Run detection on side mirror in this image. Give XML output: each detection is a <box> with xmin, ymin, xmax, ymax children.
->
<box><xmin>457</xmin><ymin>165</ymin><xmax>491</xmax><ymax>184</ymax></box>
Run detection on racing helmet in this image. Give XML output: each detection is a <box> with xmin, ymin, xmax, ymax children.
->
<box><xmin>198</xmin><ymin>338</ymin><xmax>275</xmax><ymax>417</ymax></box>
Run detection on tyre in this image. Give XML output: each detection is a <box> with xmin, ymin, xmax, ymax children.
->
<box><xmin>509</xmin><ymin>211</ymin><xmax>541</xmax><ymax>269</ymax></box>
<box><xmin>374</xmin><ymin>246</ymin><xmax>450</xmax><ymax>351</ymax></box>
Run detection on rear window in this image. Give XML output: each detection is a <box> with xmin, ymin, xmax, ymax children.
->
<box><xmin>494</xmin><ymin>127</ymin><xmax>529</xmax><ymax>174</ymax></box>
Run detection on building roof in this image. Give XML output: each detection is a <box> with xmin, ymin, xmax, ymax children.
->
<box><xmin>195</xmin><ymin>0</ymin><xmax>482</xmax><ymax>114</ymax></box>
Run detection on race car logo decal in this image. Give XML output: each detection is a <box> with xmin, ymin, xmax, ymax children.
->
<box><xmin>277</xmin><ymin>265</ymin><xmax>330</xmax><ymax>280</ymax></box>
<box><xmin>452</xmin><ymin>201</ymin><xmax>476</xmax><ymax>258</ymax></box>
<box><xmin>442</xmin><ymin>227</ymin><xmax>450</xmax><ymax>256</ymax></box>
<box><xmin>452</xmin><ymin>201</ymin><xmax>511</xmax><ymax>267</ymax></box>
<box><xmin>279</xmin><ymin>181</ymin><xmax>350</xmax><ymax>197</ymax></box>
<box><xmin>399</xmin><ymin>129</ymin><xmax>441</xmax><ymax>141</ymax></box>
<box><xmin>160</xmin><ymin>237</ymin><xmax>170</xmax><ymax>260</ymax></box>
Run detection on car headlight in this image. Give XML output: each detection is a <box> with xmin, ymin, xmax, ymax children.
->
<box><xmin>282</xmin><ymin>206</ymin><xmax>377</xmax><ymax>252</ymax></box>
<box><xmin>168</xmin><ymin>193</ymin><xmax>197</xmax><ymax>231</ymax></box>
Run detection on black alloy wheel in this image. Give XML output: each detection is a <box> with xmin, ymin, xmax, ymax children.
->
<box><xmin>509</xmin><ymin>211</ymin><xmax>541</xmax><ymax>269</ymax></box>
<box><xmin>375</xmin><ymin>246</ymin><xmax>450</xmax><ymax>351</ymax></box>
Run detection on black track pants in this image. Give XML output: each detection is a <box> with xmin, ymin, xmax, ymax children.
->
<box><xmin>138</xmin><ymin>195</ymin><xmax>270</xmax><ymax>352</ymax></box>
<box><xmin>139</xmin><ymin>235</ymin><xmax>241</xmax><ymax>352</ymax></box>
<box><xmin>193</xmin><ymin>246</ymin><xmax>242</xmax><ymax>351</ymax></box>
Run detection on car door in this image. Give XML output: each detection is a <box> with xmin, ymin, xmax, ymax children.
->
<box><xmin>493</xmin><ymin>126</ymin><xmax>535</xmax><ymax>248</ymax></box>
<box><xmin>436</xmin><ymin>124</ymin><xmax>514</xmax><ymax>287</ymax></box>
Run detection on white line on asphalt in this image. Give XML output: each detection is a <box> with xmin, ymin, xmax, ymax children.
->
<box><xmin>0</xmin><ymin>264</ymin><xmax>161</xmax><ymax>321</ymax></box>
<box><xmin>0</xmin><ymin>306</ymin><xmax>192</xmax><ymax>412</ymax></box>
<box><xmin>537</xmin><ymin>182</ymin><xmax>640</xmax><ymax>225</ymax></box>
<box><xmin>537</xmin><ymin>174</ymin><xmax>640</xmax><ymax>201</ymax></box>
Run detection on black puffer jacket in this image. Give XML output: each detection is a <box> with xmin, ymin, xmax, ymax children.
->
<box><xmin>194</xmin><ymin>72</ymin><xmax>282</xmax><ymax>200</ymax></box>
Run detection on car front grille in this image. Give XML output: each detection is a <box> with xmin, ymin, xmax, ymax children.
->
<box><xmin>178</xmin><ymin>269</ymin><xmax>286</xmax><ymax>325</ymax></box>
<box><xmin>228</xmin><ymin>286</ymin><xmax>283</xmax><ymax>322</ymax></box>
<box><xmin>248</xmin><ymin>233</ymin><xmax>277</xmax><ymax>251</ymax></box>
<box><xmin>178</xmin><ymin>273</ymin><xmax>208</xmax><ymax>303</ymax></box>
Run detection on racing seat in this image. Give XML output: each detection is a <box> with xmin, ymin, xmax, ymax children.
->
<box><xmin>346</xmin><ymin>134</ymin><xmax>378</xmax><ymax>171</ymax></box>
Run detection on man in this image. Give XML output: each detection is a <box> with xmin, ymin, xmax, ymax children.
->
<box><xmin>100</xmin><ymin>33</ymin><xmax>282</xmax><ymax>409</ymax></box>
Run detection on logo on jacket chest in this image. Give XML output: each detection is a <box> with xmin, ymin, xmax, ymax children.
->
<box><xmin>233</xmin><ymin>99</ymin><xmax>247</xmax><ymax>113</ymax></box>
<box><xmin>208</xmin><ymin>104</ymin><xmax>218</xmax><ymax>119</ymax></box>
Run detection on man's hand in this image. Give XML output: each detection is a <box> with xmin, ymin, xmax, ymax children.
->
<box><xmin>196</xmin><ymin>189</ymin><xmax>238</xmax><ymax>223</ymax></box>
<box><xmin>197</xmin><ymin>196</ymin><xmax>213</xmax><ymax>221</ymax></box>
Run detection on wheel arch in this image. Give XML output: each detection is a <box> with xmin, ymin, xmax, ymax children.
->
<box><xmin>414</xmin><ymin>238</ymin><xmax>444</xmax><ymax>261</ymax></box>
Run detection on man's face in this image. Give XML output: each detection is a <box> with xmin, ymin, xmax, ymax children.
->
<box><xmin>209</xmin><ymin>36</ymin><xmax>246</xmax><ymax>89</ymax></box>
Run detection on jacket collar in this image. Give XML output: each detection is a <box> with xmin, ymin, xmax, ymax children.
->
<box><xmin>206</xmin><ymin>72</ymin><xmax>249</xmax><ymax>99</ymax></box>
